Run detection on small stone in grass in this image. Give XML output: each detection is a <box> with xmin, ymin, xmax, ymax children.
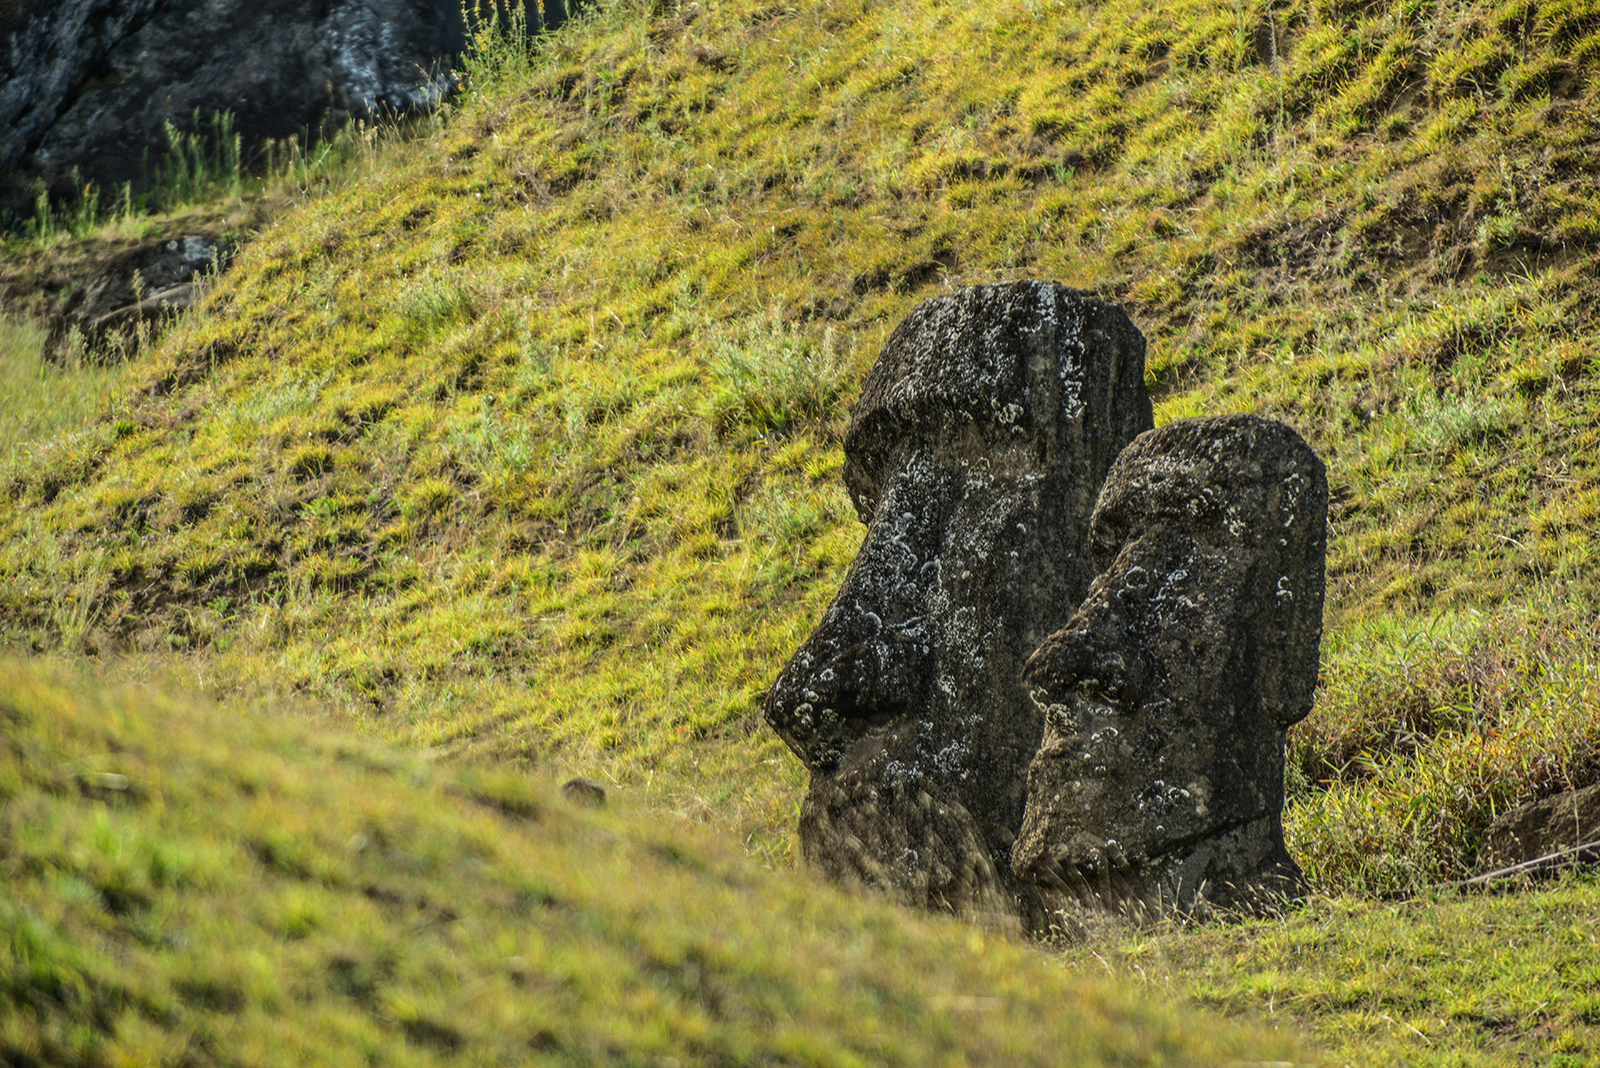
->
<box><xmin>561</xmin><ymin>777</ymin><xmax>608</xmax><ymax>808</ymax></box>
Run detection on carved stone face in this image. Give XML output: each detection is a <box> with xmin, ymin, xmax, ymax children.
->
<box><xmin>1011</xmin><ymin>414</ymin><xmax>1327</xmax><ymax>920</ymax></box>
<box><xmin>763</xmin><ymin>282</ymin><xmax>1152</xmax><ymax>914</ymax></box>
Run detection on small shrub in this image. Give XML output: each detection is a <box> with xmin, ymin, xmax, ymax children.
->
<box><xmin>402</xmin><ymin>477</ymin><xmax>456</xmax><ymax>518</ymax></box>
<box><xmin>703</xmin><ymin>309</ymin><xmax>850</xmax><ymax>437</ymax></box>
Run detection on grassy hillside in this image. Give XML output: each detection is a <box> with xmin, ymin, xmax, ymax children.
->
<box><xmin>6</xmin><ymin>0</ymin><xmax>1600</xmax><ymax>1062</ymax></box>
<box><xmin>2</xmin><ymin>0</ymin><xmax>1600</xmax><ymax>960</ymax></box>
<box><xmin>6</xmin><ymin>0</ymin><xmax>1600</xmax><ymax>888</ymax></box>
<box><xmin>1</xmin><ymin>658</ymin><xmax>1304</xmax><ymax>1065</ymax></box>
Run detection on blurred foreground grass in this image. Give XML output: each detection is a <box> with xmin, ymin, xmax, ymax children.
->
<box><xmin>0</xmin><ymin>658</ymin><xmax>1301</xmax><ymax>1066</ymax></box>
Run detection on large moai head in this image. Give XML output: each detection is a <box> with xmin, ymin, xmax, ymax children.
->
<box><xmin>1011</xmin><ymin>414</ymin><xmax>1327</xmax><ymax>923</ymax></box>
<box><xmin>763</xmin><ymin>281</ymin><xmax>1153</xmax><ymax>915</ymax></box>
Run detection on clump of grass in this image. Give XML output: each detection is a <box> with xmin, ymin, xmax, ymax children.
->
<box><xmin>1287</xmin><ymin>595</ymin><xmax>1600</xmax><ymax>896</ymax></box>
<box><xmin>16</xmin><ymin>168</ymin><xmax>135</xmax><ymax>245</ymax></box>
<box><xmin>704</xmin><ymin>308</ymin><xmax>853</xmax><ymax>437</ymax></box>
<box><xmin>0</xmin><ymin>658</ymin><xmax>1303</xmax><ymax>1067</ymax></box>
<box><xmin>457</xmin><ymin>0</ymin><xmax>543</xmax><ymax>90</ymax></box>
<box><xmin>0</xmin><ymin>315</ymin><xmax>129</xmax><ymax>459</ymax></box>
<box><xmin>149</xmin><ymin>109</ymin><xmax>244</xmax><ymax>208</ymax></box>
<box><xmin>6</xmin><ymin>114</ymin><xmax>242</xmax><ymax>244</ymax></box>
<box><xmin>5</xmin><ymin>91</ymin><xmax>428</xmax><ymax>245</ymax></box>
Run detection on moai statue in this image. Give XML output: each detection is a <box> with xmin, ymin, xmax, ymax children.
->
<box><xmin>762</xmin><ymin>281</ymin><xmax>1153</xmax><ymax>917</ymax></box>
<box><xmin>1011</xmin><ymin>414</ymin><xmax>1327</xmax><ymax>925</ymax></box>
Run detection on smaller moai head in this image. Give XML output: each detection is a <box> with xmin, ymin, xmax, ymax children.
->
<box><xmin>762</xmin><ymin>281</ymin><xmax>1152</xmax><ymax>915</ymax></box>
<box><xmin>1010</xmin><ymin>414</ymin><xmax>1327</xmax><ymax>923</ymax></box>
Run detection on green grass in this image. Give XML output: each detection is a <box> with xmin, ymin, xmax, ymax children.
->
<box><xmin>0</xmin><ymin>104</ymin><xmax>439</xmax><ymax>379</ymax></box>
<box><xmin>0</xmin><ymin>318</ymin><xmax>131</xmax><ymax>458</ymax></box>
<box><xmin>0</xmin><ymin>658</ymin><xmax>1301</xmax><ymax>1066</ymax></box>
<box><xmin>1072</xmin><ymin>877</ymin><xmax>1600</xmax><ymax>1066</ymax></box>
<box><xmin>4</xmin><ymin>0</ymin><xmax>1600</xmax><ymax>1060</ymax></box>
<box><xmin>3</xmin><ymin>0</ymin><xmax>1599</xmax><ymax>882</ymax></box>
<box><xmin>1289</xmin><ymin>597</ymin><xmax>1600</xmax><ymax>896</ymax></box>
<box><xmin>4</xmin><ymin>101</ymin><xmax>417</xmax><ymax>244</ymax></box>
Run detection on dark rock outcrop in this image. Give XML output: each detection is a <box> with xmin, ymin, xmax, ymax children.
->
<box><xmin>1011</xmin><ymin>414</ymin><xmax>1327</xmax><ymax>924</ymax></box>
<box><xmin>2</xmin><ymin>0</ymin><xmax>565</xmax><ymax>208</ymax></box>
<box><xmin>1473</xmin><ymin>783</ymin><xmax>1600</xmax><ymax>878</ymax></box>
<box><xmin>763</xmin><ymin>281</ymin><xmax>1153</xmax><ymax>916</ymax></box>
<box><xmin>54</xmin><ymin>233</ymin><xmax>231</xmax><ymax>354</ymax></box>
<box><xmin>0</xmin><ymin>0</ymin><xmax>168</xmax><ymax>180</ymax></box>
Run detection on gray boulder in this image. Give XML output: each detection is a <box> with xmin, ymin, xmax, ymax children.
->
<box><xmin>54</xmin><ymin>233</ymin><xmax>230</xmax><ymax>354</ymax></box>
<box><xmin>1473</xmin><ymin>783</ymin><xmax>1600</xmax><ymax>878</ymax></box>
<box><xmin>1012</xmin><ymin>414</ymin><xmax>1327</xmax><ymax>924</ymax></box>
<box><xmin>763</xmin><ymin>281</ymin><xmax>1153</xmax><ymax>917</ymax></box>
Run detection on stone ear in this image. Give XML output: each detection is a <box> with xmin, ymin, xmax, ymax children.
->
<box><xmin>1253</xmin><ymin>604</ymin><xmax>1321</xmax><ymax>727</ymax></box>
<box><xmin>1253</xmin><ymin>463</ymin><xmax>1328</xmax><ymax>728</ymax></box>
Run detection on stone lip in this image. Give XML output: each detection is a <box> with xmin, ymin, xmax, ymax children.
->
<box><xmin>764</xmin><ymin>280</ymin><xmax>1153</xmax><ymax>916</ymax></box>
<box><xmin>1012</xmin><ymin>413</ymin><xmax>1327</xmax><ymax>924</ymax></box>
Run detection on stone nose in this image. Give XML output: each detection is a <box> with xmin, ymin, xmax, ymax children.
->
<box><xmin>768</xmin><ymin>604</ymin><xmax>934</xmax><ymax>713</ymax></box>
<box><xmin>1023</xmin><ymin>596</ymin><xmax>1151</xmax><ymax>711</ymax></box>
<box><xmin>765</xmin><ymin>602</ymin><xmax>931</xmax><ymax>750</ymax></box>
<box><xmin>764</xmin><ymin>492</ymin><xmax>941</xmax><ymax>769</ymax></box>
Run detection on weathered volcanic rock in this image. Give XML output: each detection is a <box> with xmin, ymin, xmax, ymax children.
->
<box><xmin>0</xmin><ymin>0</ymin><xmax>168</xmax><ymax>178</ymax></box>
<box><xmin>1473</xmin><ymin>783</ymin><xmax>1600</xmax><ymax>878</ymax></box>
<box><xmin>561</xmin><ymin>777</ymin><xmax>608</xmax><ymax>808</ymax></box>
<box><xmin>53</xmin><ymin>233</ymin><xmax>231</xmax><ymax>354</ymax></box>
<box><xmin>1012</xmin><ymin>414</ymin><xmax>1327</xmax><ymax>924</ymax></box>
<box><xmin>2</xmin><ymin>0</ymin><xmax>567</xmax><ymax>208</ymax></box>
<box><xmin>763</xmin><ymin>281</ymin><xmax>1153</xmax><ymax>917</ymax></box>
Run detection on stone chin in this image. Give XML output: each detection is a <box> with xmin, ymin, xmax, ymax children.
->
<box><xmin>797</xmin><ymin>719</ymin><xmax>1006</xmax><ymax>916</ymax></box>
<box><xmin>1014</xmin><ymin>817</ymin><xmax>1308</xmax><ymax>922</ymax></box>
<box><xmin>1011</xmin><ymin>720</ymin><xmax>1306</xmax><ymax>920</ymax></box>
<box><xmin>1010</xmin><ymin>688</ymin><xmax>1308</xmax><ymax>921</ymax></box>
